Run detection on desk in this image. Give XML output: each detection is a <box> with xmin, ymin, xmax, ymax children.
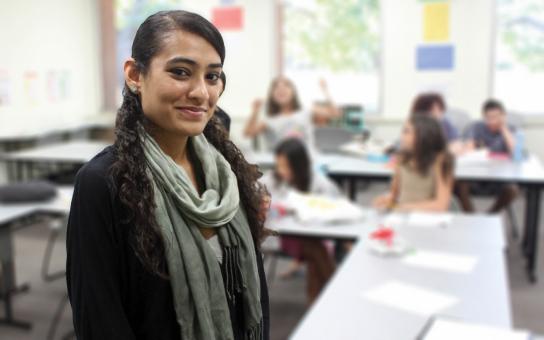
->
<box><xmin>0</xmin><ymin>188</ymin><xmax>72</xmax><ymax>329</ymax></box>
<box><xmin>0</xmin><ymin>140</ymin><xmax>109</xmax><ymax>181</ymax></box>
<box><xmin>289</xmin><ymin>214</ymin><xmax>510</xmax><ymax>340</ymax></box>
<box><xmin>256</xmin><ymin>152</ymin><xmax>544</xmax><ymax>282</ymax></box>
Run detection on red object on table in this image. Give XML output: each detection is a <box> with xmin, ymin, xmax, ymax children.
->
<box><xmin>370</xmin><ymin>226</ymin><xmax>395</xmax><ymax>247</ymax></box>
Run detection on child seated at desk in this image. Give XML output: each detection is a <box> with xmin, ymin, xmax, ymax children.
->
<box><xmin>374</xmin><ymin>115</ymin><xmax>454</xmax><ymax>212</ymax></box>
<box><xmin>456</xmin><ymin>99</ymin><xmax>519</xmax><ymax>212</ymax></box>
<box><xmin>262</xmin><ymin>138</ymin><xmax>339</xmax><ymax>305</ymax></box>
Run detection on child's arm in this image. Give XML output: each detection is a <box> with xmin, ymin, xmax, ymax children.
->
<box><xmin>396</xmin><ymin>156</ymin><xmax>453</xmax><ymax>212</ymax></box>
<box><xmin>373</xmin><ymin>165</ymin><xmax>400</xmax><ymax>209</ymax></box>
<box><xmin>244</xmin><ymin>99</ymin><xmax>267</xmax><ymax>138</ymax></box>
<box><xmin>500</xmin><ymin>124</ymin><xmax>516</xmax><ymax>154</ymax></box>
<box><xmin>311</xmin><ymin>79</ymin><xmax>342</xmax><ymax>121</ymax></box>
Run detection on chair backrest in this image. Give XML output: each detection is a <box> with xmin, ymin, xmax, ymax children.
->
<box><xmin>314</xmin><ymin>126</ymin><xmax>356</xmax><ymax>153</ymax></box>
<box><xmin>446</xmin><ymin>107</ymin><xmax>472</xmax><ymax>137</ymax></box>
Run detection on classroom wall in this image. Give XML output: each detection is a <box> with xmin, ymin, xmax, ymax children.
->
<box><xmin>182</xmin><ymin>0</ymin><xmax>277</xmax><ymax>121</ymax></box>
<box><xmin>381</xmin><ymin>0</ymin><xmax>495</xmax><ymax>118</ymax></box>
<box><xmin>0</xmin><ymin>0</ymin><xmax>102</xmax><ymax>125</ymax></box>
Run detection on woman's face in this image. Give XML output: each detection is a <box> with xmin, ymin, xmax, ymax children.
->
<box><xmin>275</xmin><ymin>154</ymin><xmax>294</xmax><ymax>184</ymax></box>
<box><xmin>126</xmin><ymin>30</ymin><xmax>223</xmax><ymax>137</ymax></box>
<box><xmin>400</xmin><ymin>121</ymin><xmax>416</xmax><ymax>152</ymax></box>
<box><xmin>272</xmin><ymin>78</ymin><xmax>295</xmax><ymax>109</ymax></box>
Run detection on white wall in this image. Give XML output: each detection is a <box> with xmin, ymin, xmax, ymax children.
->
<box><xmin>381</xmin><ymin>0</ymin><xmax>495</xmax><ymax>118</ymax></box>
<box><xmin>182</xmin><ymin>0</ymin><xmax>277</xmax><ymax>120</ymax></box>
<box><xmin>0</xmin><ymin>0</ymin><xmax>102</xmax><ymax>125</ymax></box>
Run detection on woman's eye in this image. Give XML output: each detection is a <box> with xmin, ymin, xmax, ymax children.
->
<box><xmin>207</xmin><ymin>73</ymin><xmax>220</xmax><ymax>81</ymax></box>
<box><xmin>170</xmin><ymin>68</ymin><xmax>189</xmax><ymax>77</ymax></box>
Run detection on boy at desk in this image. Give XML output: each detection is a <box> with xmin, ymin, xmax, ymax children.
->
<box><xmin>456</xmin><ymin>99</ymin><xmax>519</xmax><ymax>213</ymax></box>
<box><xmin>374</xmin><ymin>115</ymin><xmax>454</xmax><ymax>212</ymax></box>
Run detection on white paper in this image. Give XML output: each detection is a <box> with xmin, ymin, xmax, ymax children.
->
<box><xmin>402</xmin><ymin>250</ymin><xmax>478</xmax><ymax>274</ymax></box>
<box><xmin>285</xmin><ymin>191</ymin><xmax>366</xmax><ymax>224</ymax></box>
<box><xmin>381</xmin><ymin>213</ymin><xmax>406</xmax><ymax>227</ymax></box>
<box><xmin>423</xmin><ymin>318</ymin><xmax>530</xmax><ymax>340</ymax></box>
<box><xmin>456</xmin><ymin>150</ymin><xmax>490</xmax><ymax>166</ymax></box>
<box><xmin>361</xmin><ymin>281</ymin><xmax>458</xmax><ymax>316</ymax></box>
<box><xmin>407</xmin><ymin>212</ymin><xmax>453</xmax><ymax>228</ymax></box>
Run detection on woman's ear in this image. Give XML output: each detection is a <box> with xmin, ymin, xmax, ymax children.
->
<box><xmin>124</xmin><ymin>58</ymin><xmax>142</xmax><ymax>94</ymax></box>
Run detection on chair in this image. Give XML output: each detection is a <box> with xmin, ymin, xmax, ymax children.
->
<box><xmin>40</xmin><ymin>216</ymin><xmax>74</xmax><ymax>340</ymax></box>
<box><xmin>261</xmin><ymin>235</ymin><xmax>292</xmax><ymax>286</ymax></box>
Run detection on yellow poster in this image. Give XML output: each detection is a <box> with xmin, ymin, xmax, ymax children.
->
<box><xmin>423</xmin><ymin>3</ymin><xmax>450</xmax><ymax>42</ymax></box>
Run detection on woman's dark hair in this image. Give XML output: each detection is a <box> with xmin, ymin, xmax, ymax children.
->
<box><xmin>219</xmin><ymin>71</ymin><xmax>226</xmax><ymax>95</ymax></box>
<box><xmin>110</xmin><ymin>10</ymin><xmax>267</xmax><ymax>277</ymax></box>
<box><xmin>400</xmin><ymin>115</ymin><xmax>454</xmax><ymax>180</ymax></box>
<box><xmin>265</xmin><ymin>77</ymin><xmax>302</xmax><ymax>117</ymax></box>
<box><xmin>482</xmin><ymin>98</ymin><xmax>505</xmax><ymax>115</ymax></box>
<box><xmin>410</xmin><ymin>93</ymin><xmax>446</xmax><ymax>117</ymax></box>
<box><xmin>274</xmin><ymin>138</ymin><xmax>311</xmax><ymax>192</ymax></box>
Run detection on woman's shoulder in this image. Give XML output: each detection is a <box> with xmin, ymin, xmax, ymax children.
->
<box><xmin>75</xmin><ymin>145</ymin><xmax>117</xmax><ymax>193</ymax></box>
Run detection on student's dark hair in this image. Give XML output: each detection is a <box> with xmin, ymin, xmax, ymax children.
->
<box><xmin>482</xmin><ymin>98</ymin><xmax>505</xmax><ymax>115</ymax></box>
<box><xmin>110</xmin><ymin>10</ymin><xmax>267</xmax><ymax>277</ymax></box>
<box><xmin>274</xmin><ymin>138</ymin><xmax>311</xmax><ymax>192</ymax></box>
<box><xmin>410</xmin><ymin>92</ymin><xmax>446</xmax><ymax>116</ymax></box>
<box><xmin>266</xmin><ymin>77</ymin><xmax>302</xmax><ymax>117</ymax></box>
<box><xmin>400</xmin><ymin>115</ymin><xmax>454</xmax><ymax>180</ymax></box>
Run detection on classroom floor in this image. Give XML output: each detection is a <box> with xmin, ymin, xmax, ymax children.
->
<box><xmin>1</xmin><ymin>183</ymin><xmax>544</xmax><ymax>340</ymax></box>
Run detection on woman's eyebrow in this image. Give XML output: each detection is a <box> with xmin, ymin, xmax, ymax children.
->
<box><xmin>166</xmin><ymin>56</ymin><xmax>222</xmax><ymax>69</ymax></box>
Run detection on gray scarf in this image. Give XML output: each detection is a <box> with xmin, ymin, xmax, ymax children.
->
<box><xmin>142</xmin><ymin>131</ymin><xmax>262</xmax><ymax>340</ymax></box>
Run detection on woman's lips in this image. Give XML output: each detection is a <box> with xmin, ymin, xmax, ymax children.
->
<box><xmin>175</xmin><ymin>106</ymin><xmax>207</xmax><ymax>120</ymax></box>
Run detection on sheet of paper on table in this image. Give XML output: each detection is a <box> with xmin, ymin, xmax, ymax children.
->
<box><xmin>421</xmin><ymin>317</ymin><xmax>530</xmax><ymax>340</ymax></box>
<box><xmin>361</xmin><ymin>281</ymin><xmax>458</xmax><ymax>316</ymax></box>
<box><xmin>407</xmin><ymin>212</ymin><xmax>453</xmax><ymax>228</ymax></box>
<box><xmin>402</xmin><ymin>249</ymin><xmax>478</xmax><ymax>274</ymax></box>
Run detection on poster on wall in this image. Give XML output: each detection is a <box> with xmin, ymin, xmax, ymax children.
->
<box><xmin>23</xmin><ymin>71</ymin><xmax>40</xmax><ymax>105</ymax></box>
<box><xmin>211</xmin><ymin>6</ymin><xmax>244</xmax><ymax>31</ymax></box>
<box><xmin>46</xmin><ymin>70</ymin><xmax>71</xmax><ymax>103</ymax></box>
<box><xmin>423</xmin><ymin>2</ymin><xmax>449</xmax><ymax>42</ymax></box>
<box><xmin>416</xmin><ymin>45</ymin><xmax>454</xmax><ymax>71</ymax></box>
<box><xmin>0</xmin><ymin>70</ymin><xmax>11</xmax><ymax>106</ymax></box>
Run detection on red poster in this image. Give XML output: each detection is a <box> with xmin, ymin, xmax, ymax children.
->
<box><xmin>212</xmin><ymin>6</ymin><xmax>243</xmax><ymax>31</ymax></box>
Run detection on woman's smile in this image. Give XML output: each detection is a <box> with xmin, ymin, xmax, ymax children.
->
<box><xmin>175</xmin><ymin>105</ymin><xmax>208</xmax><ymax>120</ymax></box>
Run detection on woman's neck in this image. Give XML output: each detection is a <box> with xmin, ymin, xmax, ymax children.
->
<box><xmin>147</xmin><ymin>126</ymin><xmax>190</xmax><ymax>165</ymax></box>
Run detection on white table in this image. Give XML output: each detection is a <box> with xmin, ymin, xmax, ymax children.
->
<box><xmin>289</xmin><ymin>213</ymin><xmax>511</xmax><ymax>340</ymax></box>
<box><xmin>0</xmin><ymin>187</ymin><xmax>73</xmax><ymax>329</ymax></box>
<box><xmin>0</xmin><ymin>140</ymin><xmax>109</xmax><ymax>181</ymax></box>
<box><xmin>255</xmin><ymin>151</ymin><xmax>544</xmax><ymax>282</ymax></box>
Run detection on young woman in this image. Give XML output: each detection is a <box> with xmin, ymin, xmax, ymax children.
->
<box><xmin>66</xmin><ymin>11</ymin><xmax>269</xmax><ymax>340</ymax></box>
<box><xmin>374</xmin><ymin>115</ymin><xmax>454</xmax><ymax>212</ymax></box>
<box><xmin>244</xmin><ymin>77</ymin><xmax>341</xmax><ymax>150</ymax></box>
<box><xmin>262</xmin><ymin>138</ymin><xmax>338</xmax><ymax>304</ymax></box>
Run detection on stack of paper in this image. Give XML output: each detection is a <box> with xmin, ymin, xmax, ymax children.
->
<box><xmin>284</xmin><ymin>191</ymin><xmax>366</xmax><ymax>224</ymax></box>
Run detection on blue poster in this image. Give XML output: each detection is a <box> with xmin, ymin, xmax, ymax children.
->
<box><xmin>416</xmin><ymin>45</ymin><xmax>454</xmax><ymax>70</ymax></box>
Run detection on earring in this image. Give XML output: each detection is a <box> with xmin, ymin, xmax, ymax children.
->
<box><xmin>129</xmin><ymin>85</ymin><xmax>139</xmax><ymax>94</ymax></box>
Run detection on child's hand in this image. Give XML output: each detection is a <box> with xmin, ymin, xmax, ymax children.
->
<box><xmin>373</xmin><ymin>194</ymin><xmax>392</xmax><ymax>210</ymax></box>
<box><xmin>252</xmin><ymin>99</ymin><xmax>263</xmax><ymax>114</ymax></box>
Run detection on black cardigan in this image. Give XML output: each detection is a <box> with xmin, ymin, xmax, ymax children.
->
<box><xmin>66</xmin><ymin>146</ymin><xmax>270</xmax><ymax>340</ymax></box>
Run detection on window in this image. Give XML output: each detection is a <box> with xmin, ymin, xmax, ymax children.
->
<box><xmin>494</xmin><ymin>0</ymin><xmax>544</xmax><ymax>114</ymax></box>
<box><xmin>281</xmin><ymin>0</ymin><xmax>381</xmax><ymax>113</ymax></box>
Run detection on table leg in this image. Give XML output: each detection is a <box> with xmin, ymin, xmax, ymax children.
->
<box><xmin>524</xmin><ymin>187</ymin><xmax>541</xmax><ymax>283</ymax></box>
<box><xmin>0</xmin><ymin>226</ymin><xmax>32</xmax><ymax>329</ymax></box>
